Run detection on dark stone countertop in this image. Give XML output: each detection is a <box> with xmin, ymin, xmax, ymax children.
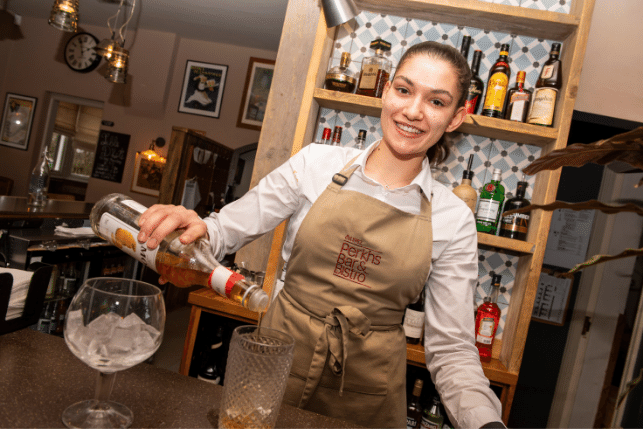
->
<box><xmin>0</xmin><ymin>328</ymin><xmax>360</xmax><ymax>428</ymax></box>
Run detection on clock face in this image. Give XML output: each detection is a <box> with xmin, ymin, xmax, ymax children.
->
<box><xmin>64</xmin><ymin>32</ymin><xmax>102</xmax><ymax>73</ymax></box>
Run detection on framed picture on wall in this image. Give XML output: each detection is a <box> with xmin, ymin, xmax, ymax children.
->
<box><xmin>0</xmin><ymin>93</ymin><xmax>37</xmax><ymax>150</ymax></box>
<box><xmin>178</xmin><ymin>60</ymin><xmax>228</xmax><ymax>119</ymax></box>
<box><xmin>237</xmin><ymin>57</ymin><xmax>275</xmax><ymax>131</ymax></box>
<box><xmin>131</xmin><ymin>152</ymin><xmax>166</xmax><ymax>197</ymax></box>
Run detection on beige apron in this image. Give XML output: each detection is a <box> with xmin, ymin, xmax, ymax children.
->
<box><xmin>262</xmin><ymin>157</ymin><xmax>433</xmax><ymax>428</ymax></box>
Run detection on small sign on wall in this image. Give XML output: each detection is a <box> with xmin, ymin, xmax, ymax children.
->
<box><xmin>532</xmin><ymin>271</ymin><xmax>573</xmax><ymax>326</ymax></box>
<box><xmin>91</xmin><ymin>130</ymin><xmax>130</xmax><ymax>183</ymax></box>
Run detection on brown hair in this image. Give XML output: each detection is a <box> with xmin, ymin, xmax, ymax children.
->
<box><xmin>394</xmin><ymin>41</ymin><xmax>472</xmax><ymax>165</ymax></box>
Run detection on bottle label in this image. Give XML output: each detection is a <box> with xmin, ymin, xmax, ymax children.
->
<box><xmin>121</xmin><ymin>198</ymin><xmax>149</xmax><ymax>214</ymax></box>
<box><xmin>358</xmin><ymin>64</ymin><xmax>379</xmax><ymax>90</ymax></box>
<box><xmin>420</xmin><ymin>416</ymin><xmax>442</xmax><ymax>429</ymax></box>
<box><xmin>509</xmin><ymin>99</ymin><xmax>528</xmax><ymax>122</ymax></box>
<box><xmin>476</xmin><ymin>316</ymin><xmax>496</xmax><ymax>344</ymax></box>
<box><xmin>483</xmin><ymin>72</ymin><xmax>508</xmax><ymax>112</ymax></box>
<box><xmin>541</xmin><ymin>64</ymin><xmax>554</xmax><ymax>79</ymax></box>
<box><xmin>208</xmin><ymin>266</ymin><xmax>243</xmax><ymax>297</ymax></box>
<box><xmin>98</xmin><ymin>213</ymin><xmax>158</xmax><ymax>270</ymax></box>
<box><xmin>527</xmin><ymin>88</ymin><xmax>558</xmax><ymax>126</ymax></box>
<box><xmin>403</xmin><ymin>308</ymin><xmax>424</xmax><ymax>338</ymax></box>
<box><xmin>407</xmin><ymin>416</ymin><xmax>419</xmax><ymax>429</ymax></box>
<box><xmin>476</xmin><ymin>199</ymin><xmax>500</xmax><ymax>222</ymax></box>
<box><xmin>501</xmin><ymin>213</ymin><xmax>530</xmax><ymax>233</ymax></box>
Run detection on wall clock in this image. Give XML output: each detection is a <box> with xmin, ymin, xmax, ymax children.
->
<box><xmin>64</xmin><ymin>32</ymin><xmax>102</xmax><ymax>73</ymax></box>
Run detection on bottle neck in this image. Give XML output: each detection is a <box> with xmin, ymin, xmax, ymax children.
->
<box><xmin>516</xmin><ymin>183</ymin><xmax>527</xmax><ymax>198</ymax></box>
<box><xmin>488</xmin><ymin>285</ymin><xmax>499</xmax><ymax>304</ymax></box>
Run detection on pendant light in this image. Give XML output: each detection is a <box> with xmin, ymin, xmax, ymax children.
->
<box><xmin>320</xmin><ymin>0</ymin><xmax>359</xmax><ymax>28</ymax></box>
<box><xmin>97</xmin><ymin>0</ymin><xmax>136</xmax><ymax>83</ymax></box>
<box><xmin>105</xmin><ymin>46</ymin><xmax>129</xmax><ymax>84</ymax></box>
<box><xmin>48</xmin><ymin>0</ymin><xmax>79</xmax><ymax>32</ymax></box>
<box><xmin>95</xmin><ymin>34</ymin><xmax>121</xmax><ymax>61</ymax></box>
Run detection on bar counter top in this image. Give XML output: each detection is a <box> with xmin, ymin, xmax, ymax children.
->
<box><xmin>0</xmin><ymin>329</ymin><xmax>360</xmax><ymax>428</ymax></box>
<box><xmin>0</xmin><ymin>196</ymin><xmax>94</xmax><ymax>219</ymax></box>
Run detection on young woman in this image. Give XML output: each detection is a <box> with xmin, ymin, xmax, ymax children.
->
<box><xmin>138</xmin><ymin>42</ymin><xmax>504</xmax><ymax>428</ymax></box>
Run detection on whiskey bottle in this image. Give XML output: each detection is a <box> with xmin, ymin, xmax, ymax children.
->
<box><xmin>452</xmin><ymin>154</ymin><xmax>477</xmax><ymax>213</ymax></box>
<box><xmin>331</xmin><ymin>126</ymin><xmax>342</xmax><ymax>146</ymax></box>
<box><xmin>475</xmin><ymin>168</ymin><xmax>505</xmax><ymax>235</ymax></box>
<box><xmin>355</xmin><ymin>129</ymin><xmax>367</xmax><ymax>150</ymax></box>
<box><xmin>421</xmin><ymin>395</ymin><xmax>444</xmax><ymax>429</ymax></box>
<box><xmin>28</xmin><ymin>145</ymin><xmax>52</xmax><ymax>207</ymax></box>
<box><xmin>481</xmin><ymin>44</ymin><xmax>511</xmax><ymax>118</ymax></box>
<box><xmin>403</xmin><ymin>287</ymin><xmax>425</xmax><ymax>345</ymax></box>
<box><xmin>465</xmin><ymin>50</ymin><xmax>484</xmax><ymax>115</ymax></box>
<box><xmin>499</xmin><ymin>175</ymin><xmax>531</xmax><ymax>240</ymax></box>
<box><xmin>504</xmin><ymin>71</ymin><xmax>532</xmax><ymax>123</ymax></box>
<box><xmin>198</xmin><ymin>325</ymin><xmax>225</xmax><ymax>385</ymax></box>
<box><xmin>527</xmin><ymin>43</ymin><xmax>562</xmax><ymax>127</ymax></box>
<box><xmin>90</xmin><ymin>193</ymin><xmax>269</xmax><ymax>312</ymax></box>
<box><xmin>356</xmin><ymin>38</ymin><xmax>392</xmax><ymax>98</ymax></box>
<box><xmin>407</xmin><ymin>379</ymin><xmax>424</xmax><ymax>429</ymax></box>
<box><xmin>460</xmin><ymin>35</ymin><xmax>471</xmax><ymax>60</ymax></box>
<box><xmin>475</xmin><ymin>274</ymin><xmax>502</xmax><ymax>362</ymax></box>
<box><xmin>324</xmin><ymin>52</ymin><xmax>357</xmax><ymax>93</ymax></box>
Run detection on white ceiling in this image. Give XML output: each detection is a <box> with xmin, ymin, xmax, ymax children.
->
<box><xmin>5</xmin><ymin>0</ymin><xmax>288</xmax><ymax>51</ymax></box>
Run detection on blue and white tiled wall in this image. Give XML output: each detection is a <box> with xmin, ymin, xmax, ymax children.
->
<box><xmin>315</xmin><ymin>1</ymin><xmax>572</xmax><ymax>339</ymax></box>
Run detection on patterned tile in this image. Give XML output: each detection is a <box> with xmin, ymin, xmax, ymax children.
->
<box><xmin>315</xmin><ymin>109</ymin><xmax>381</xmax><ymax>148</ymax></box>
<box><xmin>331</xmin><ymin>20</ymin><xmax>358</xmax><ymax>60</ymax></box>
<box><xmin>463</xmin><ymin>27</ymin><xmax>514</xmax><ymax>83</ymax></box>
<box><xmin>322</xmin><ymin>56</ymin><xmax>361</xmax><ymax>90</ymax></box>
<box><xmin>495</xmin><ymin>0</ymin><xmax>522</xmax><ymax>5</ymax></box>
<box><xmin>435</xmin><ymin>134</ymin><xmax>494</xmax><ymax>193</ymax></box>
<box><xmin>476</xmin><ymin>249</ymin><xmax>519</xmax><ymax>338</ymax></box>
<box><xmin>510</xmin><ymin>36</ymin><xmax>560</xmax><ymax>89</ymax></box>
<box><xmin>351</xmin><ymin>11</ymin><xmax>407</xmax><ymax>67</ymax></box>
<box><xmin>405</xmin><ymin>19</ymin><xmax>461</xmax><ymax>49</ymax></box>
<box><xmin>522</xmin><ymin>0</ymin><xmax>572</xmax><ymax>13</ymax></box>
<box><xmin>487</xmin><ymin>140</ymin><xmax>541</xmax><ymax>199</ymax></box>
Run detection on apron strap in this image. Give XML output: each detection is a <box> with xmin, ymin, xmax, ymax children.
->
<box><xmin>298</xmin><ymin>306</ymin><xmax>371</xmax><ymax>407</ymax></box>
<box><xmin>329</xmin><ymin>155</ymin><xmax>361</xmax><ymax>191</ymax></box>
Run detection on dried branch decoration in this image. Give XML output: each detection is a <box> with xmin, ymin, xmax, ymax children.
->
<box><xmin>502</xmin><ymin>200</ymin><xmax>643</xmax><ymax>217</ymax></box>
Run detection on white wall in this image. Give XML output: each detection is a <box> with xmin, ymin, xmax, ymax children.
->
<box><xmin>574</xmin><ymin>0</ymin><xmax>643</xmax><ymax>123</ymax></box>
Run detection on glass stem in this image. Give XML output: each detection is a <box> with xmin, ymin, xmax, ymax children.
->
<box><xmin>95</xmin><ymin>371</ymin><xmax>117</xmax><ymax>402</ymax></box>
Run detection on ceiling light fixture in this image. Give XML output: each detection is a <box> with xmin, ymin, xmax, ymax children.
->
<box><xmin>48</xmin><ymin>0</ymin><xmax>79</xmax><ymax>32</ymax></box>
<box><xmin>320</xmin><ymin>0</ymin><xmax>359</xmax><ymax>28</ymax></box>
<box><xmin>105</xmin><ymin>45</ymin><xmax>129</xmax><ymax>84</ymax></box>
<box><xmin>98</xmin><ymin>0</ymin><xmax>136</xmax><ymax>83</ymax></box>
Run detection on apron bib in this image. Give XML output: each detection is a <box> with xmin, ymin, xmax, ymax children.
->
<box><xmin>263</xmin><ymin>157</ymin><xmax>433</xmax><ymax>428</ymax></box>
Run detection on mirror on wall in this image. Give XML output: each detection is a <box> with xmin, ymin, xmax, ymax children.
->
<box><xmin>39</xmin><ymin>94</ymin><xmax>104</xmax><ymax>201</ymax></box>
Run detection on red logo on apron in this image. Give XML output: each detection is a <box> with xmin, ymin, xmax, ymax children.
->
<box><xmin>334</xmin><ymin>235</ymin><xmax>382</xmax><ymax>288</ymax></box>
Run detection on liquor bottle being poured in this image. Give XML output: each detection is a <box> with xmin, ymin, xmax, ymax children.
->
<box><xmin>90</xmin><ymin>193</ymin><xmax>269</xmax><ymax>312</ymax></box>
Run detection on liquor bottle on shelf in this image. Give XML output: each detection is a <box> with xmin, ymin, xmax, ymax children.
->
<box><xmin>45</xmin><ymin>265</ymin><xmax>58</xmax><ymax>299</ymax></box>
<box><xmin>53</xmin><ymin>299</ymin><xmax>69</xmax><ymax>336</ymax></box>
<box><xmin>475</xmin><ymin>274</ymin><xmax>502</xmax><ymax>363</ymax></box>
<box><xmin>90</xmin><ymin>193</ymin><xmax>269</xmax><ymax>312</ymax></box>
<box><xmin>459</xmin><ymin>35</ymin><xmax>471</xmax><ymax>59</ymax></box>
<box><xmin>527</xmin><ymin>42</ymin><xmax>562</xmax><ymax>127</ymax></box>
<box><xmin>465</xmin><ymin>50</ymin><xmax>484</xmax><ymax>115</ymax></box>
<box><xmin>421</xmin><ymin>395</ymin><xmax>444</xmax><ymax>429</ymax></box>
<box><xmin>499</xmin><ymin>175</ymin><xmax>531</xmax><ymax>241</ymax></box>
<box><xmin>504</xmin><ymin>71</ymin><xmax>532</xmax><ymax>123</ymax></box>
<box><xmin>407</xmin><ymin>378</ymin><xmax>424</xmax><ymax>429</ymax></box>
<box><xmin>36</xmin><ymin>301</ymin><xmax>53</xmax><ymax>334</ymax></box>
<box><xmin>331</xmin><ymin>126</ymin><xmax>342</xmax><ymax>146</ymax></box>
<box><xmin>61</xmin><ymin>262</ymin><xmax>79</xmax><ymax>297</ymax></box>
<box><xmin>55</xmin><ymin>263</ymin><xmax>67</xmax><ymax>297</ymax></box>
<box><xmin>356</xmin><ymin>38</ymin><xmax>392</xmax><ymax>98</ymax></box>
<box><xmin>452</xmin><ymin>154</ymin><xmax>477</xmax><ymax>213</ymax></box>
<box><xmin>355</xmin><ymin>129</ymin><xmax>367</xmax><ymax>150</ymax></box>
<box><xmin>403</xmin><ymin>288</ymin><xmax>425</xmax><ymax>345</ymax></box>
<box><xmin>324</xmin><ymin>52</ymin><xmax>357</xmax><ymax>93</ymax></box>
<box><xmin>481</xmin><ymin>44</ymin><xmax>511</xmax><ymax>118</ymax></box>
<box><xmin>28</xmin><ymin>145</ymin><xmax>52</xmax><ymax>207</ymax></box>
<box><xmin>198</xmin><ymin>325</ymin><xmax>225</xmax><ymax>385</ymax></box>
<box><xmin>475</xmin><ymin>168</ymin><xmax>505</xmax><ymax>235</ymax></box>
<box><xmin>320</xmin><ymin>127</ymin><xmax>332</xmax><ymax>145</ymax></box>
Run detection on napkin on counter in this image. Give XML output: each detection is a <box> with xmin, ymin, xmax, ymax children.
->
<box><xmin>54</xmin><ymin>226</ymin><xmax>95</xmax><ymax>237</ymax></box>
<box><xmin>0</xmin><ymin>268</ymin><xmax>34</xmax><ymax>321</ymax></box>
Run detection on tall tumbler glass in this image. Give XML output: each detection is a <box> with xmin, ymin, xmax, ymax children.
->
<box><xmin>218</xmin><ymin>325</ymin><xmax>295</xmax><ymax>429</ymax></box>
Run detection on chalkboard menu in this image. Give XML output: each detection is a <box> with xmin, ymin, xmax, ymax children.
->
<box><xmin>91</xmin><ymin>130</ymin><xmax>130</xmax><ymax>183</ymax></box>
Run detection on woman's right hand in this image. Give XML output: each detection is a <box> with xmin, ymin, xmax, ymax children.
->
<box><xmin>137</xmin><ymin>204</ymin><xmax>208</xmax><ymax>250</ymax></box>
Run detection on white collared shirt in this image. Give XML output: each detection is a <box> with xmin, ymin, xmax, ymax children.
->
<box><xmin>204</xmin><ymin>142</ymin><xmax>503</xmax><ymax>428</ymax></box>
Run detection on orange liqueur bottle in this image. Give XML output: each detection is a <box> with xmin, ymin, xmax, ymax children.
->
<box><xmin>475</xmin><ymin>274</ymin><xmax>502</xmax><ymax>362</ymax></box>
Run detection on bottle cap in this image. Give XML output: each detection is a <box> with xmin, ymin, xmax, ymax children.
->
<box><xmin>322</xmin><ymin>127</ymin><xmax>332</xmax><ymax>140</ymax></box>
<box><xmin>499</xmin><ymin>44</ymin><xmax>510</xmax><ymax>56</ymax></box>
<box><xmin>551</xmin><ymin>42</ymin><xmax>562</xmax><ymax>55</ymax></box>
<box><xmin>370</xmin><ymin>38</ymin><xmax>392</xmax><ymax>52</ymax></box>
<box><xmin>340</xmin><ymin>52</ymin><xmax>351</xmax><ymax>68</ymax></box>
<box><xmin>516</xmin><ymin>71</ymin><xmax>526</xmax><ymax>83</ymax></box>
<box><xmin>492</xmin><ymin>168</ymin><xmax>502</xmax><ymax>180</ymax></box>
<box><xmin>358</xmin><ymin>129</ymin><xmax>367</xmax><ymax>140</ymax></box>
<box><xmin>492</xmin><ymin>273</ymin><xmax>502</xmax><ymax>285</ymax></box>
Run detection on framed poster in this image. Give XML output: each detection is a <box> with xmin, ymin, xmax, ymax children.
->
<box><xmin>178</xmin><ymin>60</ymin><xmax>228</xmax><ymax>118</ymax></box>
<box><xmin>0</xmin><ymin>93</ymin><xmax>37</xmax><ymax>150</ymax></box>
<box><xmin>237</xmin><ymin>57</ymin><xmax>275</xmax><ymax>131</ymax></box>
<box><xmin>131</xmin><ymin>152</ymin><xmax>165</xmax><ymax>197</ymax></box>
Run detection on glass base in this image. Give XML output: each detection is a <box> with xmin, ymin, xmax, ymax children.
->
<box><xmin>62</xmin><ymin>399</ymin><xmax>133</xmax><ymax>428</ymax></box>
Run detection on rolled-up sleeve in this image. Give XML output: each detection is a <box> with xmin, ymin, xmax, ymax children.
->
<box><xmin>424</xmin><ymin>207</ymin><xmax>504</xmax><ymax>428</ymax></box>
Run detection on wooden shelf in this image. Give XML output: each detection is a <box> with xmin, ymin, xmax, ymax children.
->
<box><xmin>313</xmin><ymin>88</ymin><xmax>557</xmax><ymax>146</ymax></box>
<box><xmin>188</xmin><ymin>288</ymin><xmax>259</xmax><ymax>324</ymax></box>
<box><xmin>406</xmin><ymin>342</ymin><xmax>518</xmax><ymax>386</ymax></box>
<box><xmin>477</xmin><ymin>233</ymin><xmax>535</xmax><ymax>254</ymax></box>
<box><xmin>356</xmin><ymin>0</ymin><xmax>579</xmax><ymax>40</ymax></box>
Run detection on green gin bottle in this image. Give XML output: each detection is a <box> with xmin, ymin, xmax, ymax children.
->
<box><xmin>476</xmin><ymin>168</ymin><xmax>505</xmax><ymax>234</ymax></box>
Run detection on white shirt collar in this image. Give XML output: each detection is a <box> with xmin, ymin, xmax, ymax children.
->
<box><xmin>347</xmin><ymin>140</ymin><xmax>434</xmax><ymax>198</ymax></box>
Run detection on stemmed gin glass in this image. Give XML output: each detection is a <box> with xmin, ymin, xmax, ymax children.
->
<box><xmin>62</xmin><ymin>278</ymin><xmax>166</xmax><ymax>428</ymax></box>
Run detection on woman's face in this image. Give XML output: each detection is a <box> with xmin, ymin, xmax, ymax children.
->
<box><xmin>380</xmin><ymin>54</ymin><xmax>466</xmax><ymax>160</ymax></box>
